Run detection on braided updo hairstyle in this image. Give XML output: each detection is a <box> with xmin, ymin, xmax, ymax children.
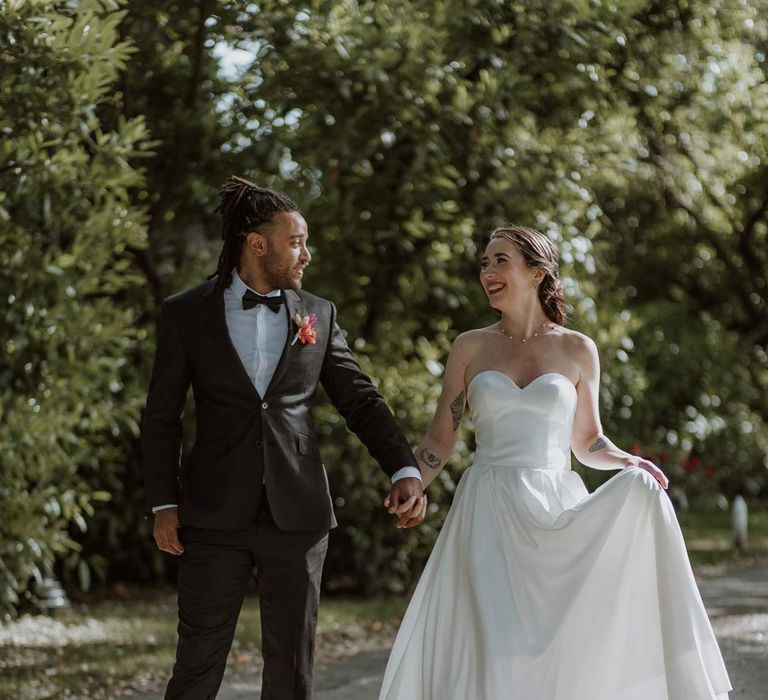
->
<box><xmin>489</xmin><ymin>225</ymin><xmax>566</xmax><ymax>325</ymax></box>
<box><xmin>208</xmin><ymin>175</ymin><xmax>299</xmax><ymax>293</ymax></box>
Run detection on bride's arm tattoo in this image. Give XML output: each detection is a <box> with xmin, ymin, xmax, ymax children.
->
<box><xmin>588</xmin><ymin>436</ymin><xmax>607</xmax><ymax>453</ymax></box>
<box><xmin>420</xmin><ymin>448</ymin><xmax>442</xmax><ymax>470</ymax></box>
<box><xmin>450</xmin><ymin>391</ymin><xmax>465</xmax><ymax>431</ymax></box>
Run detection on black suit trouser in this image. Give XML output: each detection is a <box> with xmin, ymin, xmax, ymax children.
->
<box><xmin>164</xmin><ymin>496</ymin><xmax>329</xmax><ymax>700</ymax></box>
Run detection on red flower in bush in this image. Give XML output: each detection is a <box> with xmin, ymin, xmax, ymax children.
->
<box><xmin>684</xmin><ymin>456</ymin><xmax>702</xmax><ymax>472</ymax></box>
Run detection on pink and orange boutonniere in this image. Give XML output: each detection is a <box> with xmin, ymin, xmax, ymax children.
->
<box><xmin>292</xmin><ymin>311</ymin><xmax>318</xmax><ymax>346</ymax></box>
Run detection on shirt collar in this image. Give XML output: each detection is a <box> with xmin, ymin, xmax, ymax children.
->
<box><xmin>230</xmin><ymin>269</ymin><xmax>282</xmax><ymax>298</ymax></box>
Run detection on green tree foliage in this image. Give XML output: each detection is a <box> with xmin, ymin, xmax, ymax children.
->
<box><xmin>3</xmin><ymin>0</ymin><xmax>768</xmax><ymax>609</ymax></box>
<box><xmin>199</xmin><ymin>0</ymin><xmax>618</xmax><ymax>592</ymax></box>
<box><xmin>584</xmin><ymin>1</ymin><xmax>768</xmax><ymax>500</ymax></box>
<box><xmin>211</xmin><ymin>0</ymin><xmax>768</xmax><ymax>589</ymax></box>
<box><xmin>100</xmin><ymin>0</ymin><xmax>288</xmax><ymax>300</ymax></box>
<box><xmin>0</xmin><ymin>0</ymin><xmax>153</xmax><ymax>613</ymax></box>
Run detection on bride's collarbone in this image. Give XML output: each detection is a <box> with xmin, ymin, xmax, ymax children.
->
<box><xmin>463</xmin><ymin>332</ymin><xmax>579</xmax><ymax>390</ymax></box>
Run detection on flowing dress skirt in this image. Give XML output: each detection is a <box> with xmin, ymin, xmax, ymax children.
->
<box><xmin>379</xmin><ymin>465</ymin><xmax>731</xmax><ymax>700</ymax></box>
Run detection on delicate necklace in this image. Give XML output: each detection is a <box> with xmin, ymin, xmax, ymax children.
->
<box><xmin>499</xmin><ymin>319</ymin><xmax>550</xmax><ymax>343</ymax></box>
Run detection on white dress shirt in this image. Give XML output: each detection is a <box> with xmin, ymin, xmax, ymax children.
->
<box><xmin>152</xmin><ymin>271</ymin><xmax>419</xmax><ymax>513</ymax></box>
<box><xmin>225</xmin><ymin>270</ymin><xmax>288</xmax><ymax>397</ymax></box>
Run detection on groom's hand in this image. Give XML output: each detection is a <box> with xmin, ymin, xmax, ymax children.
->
<box><xmin>384</xmin><ymin>478</ymin><xmax>426</xmax><ymax>528</ymax></box>
<box><xmin>396</xmin><ymin>493</ymin><xmax>428</xmax><ymax>529</ymax></box>
<box><xmin>153</xmin><ymin>507</ymin><xmax>185</xmax><ymax>555</ymax></box>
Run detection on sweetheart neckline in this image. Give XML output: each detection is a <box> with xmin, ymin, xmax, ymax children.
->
<box><xmin>467</xmin><ymin>370</ymin><xmax>577</xmax><ymax>394</ymax></box>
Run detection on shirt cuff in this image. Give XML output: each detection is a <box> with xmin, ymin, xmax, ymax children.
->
<box><xmin>152</xmin><ymin>504</ymin><xmax>178</xmax><ymax>513</ymax></box>
<box><xmin>391</xmin><ymin>466</ymin><xmax>422</xmax><ymax>484</ymax></box>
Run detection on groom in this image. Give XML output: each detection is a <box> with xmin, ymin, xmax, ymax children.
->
<box><xmin>142</xmin><ymin>176</ymin><xmax>425</xmax><ymax>699</ymax></box>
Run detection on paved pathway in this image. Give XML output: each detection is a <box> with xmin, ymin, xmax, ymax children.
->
<box><xmin>131</xmin><ymin>564</ymin><xmax>768</xmax><ymax>699</ymax></box>
<box><xmin>216</xmin><ymin>650</ymin><xmax>391</xmax><ymax>699</ymax></box>
<box><xmin>697</xmin><ymin>565</ymin><xmax>768</xmax><ymax>700</ymax></box>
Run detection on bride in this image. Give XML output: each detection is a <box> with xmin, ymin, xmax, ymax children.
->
<box><xmin>379</xmin><ymin>226</ymin><xmax>731</xmax><ymax>700</ymax></box>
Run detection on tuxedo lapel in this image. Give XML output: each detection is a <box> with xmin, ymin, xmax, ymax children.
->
<box><xmin>264</xmin><ymin>289</ymin><xmax>303</xmax><ymax>398</ymax></box>
<box><xmin>202</xmin><ymin>282</ymin><xmax>263</xmax><ymax>402</ymax></box>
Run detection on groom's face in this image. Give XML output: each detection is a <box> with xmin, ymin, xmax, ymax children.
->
<box><xmin>261</xmin><ymin>211</ymin><xmax>311</xmax><ymax>290</ymax></box>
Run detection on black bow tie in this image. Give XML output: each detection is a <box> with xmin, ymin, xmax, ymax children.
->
<box><xmin>242</xmin><ymin>289</ymin><xmax>284</xmax><ymax>313</ymax></box>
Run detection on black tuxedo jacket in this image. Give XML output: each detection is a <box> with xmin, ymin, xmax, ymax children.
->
<box><xmin>142</xmin><ymin>279</ymin><xmax>416</xmax><ymax>531</ymax></box>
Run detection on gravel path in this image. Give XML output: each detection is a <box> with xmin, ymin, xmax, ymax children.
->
<box><xmin>131</xmin><ymin>564</ymin><xmax>768</xmax><ymax>699</ymax></box>
<box><xmin>698</xmin><ymin>565</ymin><xmax>768</xmax><ymax>700</ymax></box>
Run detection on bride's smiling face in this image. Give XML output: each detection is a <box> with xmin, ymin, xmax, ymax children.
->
<box><xmin>480</xmin><ymin>238</ymin><xmax>541</xmax><ymax>308</ymax></box>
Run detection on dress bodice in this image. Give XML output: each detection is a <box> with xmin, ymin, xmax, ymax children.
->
<box><xmin>468</xmin><ymin>370</ymin><xmax>578</xmax><ymax>470</ymax></box>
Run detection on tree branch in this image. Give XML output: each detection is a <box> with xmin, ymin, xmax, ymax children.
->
<box><xmin>738</xmin><ymin>182</ymin><xmax>768</xmax><ymax>282</ymax></box>
<box><xmin>186</xmin><ymin>0</ymin><xmax>210</xmax><ymax>108</ymax></box>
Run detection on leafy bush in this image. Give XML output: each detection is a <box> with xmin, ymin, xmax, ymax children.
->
<box><xmin>0</xmin><ymin>0</ymin><xmax>153</xmax><ymax>614</ymax></box>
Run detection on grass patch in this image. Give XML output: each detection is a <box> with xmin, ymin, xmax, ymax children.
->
<box><xmin>679</xmin><ymin>508</ymin><xmax>768</xmax><ymax>567</ymax></box>
<box><xmin>0</xmin><ymin>592</ymin><xmax>408</xmax><ymax>699</ymax></box>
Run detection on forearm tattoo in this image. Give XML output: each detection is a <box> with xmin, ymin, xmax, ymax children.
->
<box><xmin>450</xmin><ymin>391</ymin><xmax>465</xmax><ymax>431</ymax></box>
<box><xmin>420</xmin><ymin>448</ymin><xmax>442</xmax><ymax>470</ymax></box>
<box><xmin>588</xmin><ymin>436</ymin><xmax>607</xmax><ymax>453</ymax></box>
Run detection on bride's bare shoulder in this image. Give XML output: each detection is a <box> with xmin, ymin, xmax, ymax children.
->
<box><xmin>453</xmin><ymin>326</ymin><xmax>498</xmax><ymax>347</ymax></box>
<box><xmin>557</xmin><ymin>327</ymin><xmax>599</xmax><ymax>363</ymax></box>
<box><xmin>450</xmin><ymin>326</ymin><xmax>498</xmax><ymax>359</ymax></box>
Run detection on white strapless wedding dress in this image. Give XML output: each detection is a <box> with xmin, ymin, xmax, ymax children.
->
<box><xmin>379</xmin><ymin>371</ymin><xmax>731</xmax><ymax>700</ymax></box>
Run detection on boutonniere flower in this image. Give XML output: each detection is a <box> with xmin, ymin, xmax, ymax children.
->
<box><xmin>292</xmin><ymin>311</ymin><xmax>318</xmax><ymax>346</ymax></box>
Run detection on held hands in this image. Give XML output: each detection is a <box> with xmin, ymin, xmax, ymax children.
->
<box><xmin>153</xmin><ymin>507</ymin><xmax>185</xmax><ymax>555</ymax></box>
<box><xmin>625</xmin><ymin>456</ymin><xmax>669</xmax><ymax>490</ymax></box>
<box><xmin>384</xmin><ymin>477</ymin><xmax>427</xmax><ymax>529</ymax></box>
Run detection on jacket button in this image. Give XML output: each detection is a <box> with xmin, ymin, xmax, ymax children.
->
<box><xmin>261</xmin><ymin>401</ymin><xmax>268</xmax><ymax>410</ymax></box>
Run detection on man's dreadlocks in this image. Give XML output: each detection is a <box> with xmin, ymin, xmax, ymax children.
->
<box><xmin>209</xmin><ymin>175</ymin><xmax>299</xmax><ymax>293</ymax></box>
